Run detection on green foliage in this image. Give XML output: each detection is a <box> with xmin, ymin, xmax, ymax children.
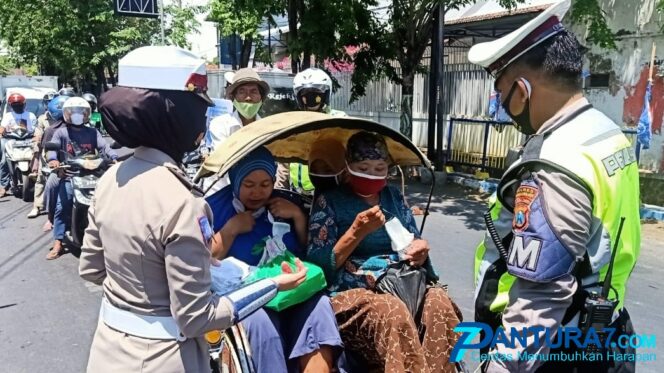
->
<box><xmin>570</xmin><ymin>0</ymin><xmax>616</xmax><ymax>49</ymax></box>
<box><xmin>166</xmin><ymin>4</ymin><xmax>207</xmax><ymax>49</ymax></box>
<box><xmin>0</xmin><ymin>0</ymin><xmax>204</xmax><ymax>87</ymax></box>
<box><xmin>210</xmin><ymin>0</ymin><xmax>283</xmax><ymax>39</ymax></box>
<box><xmin>0</xmin><ymin>55</ymin><xmax>14</xmax><ymax>75</ymax></box>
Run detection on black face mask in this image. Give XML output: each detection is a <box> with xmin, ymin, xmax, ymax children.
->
<box><xmin>298</xmin><ymin>91</ymin><xmax>328</xmax><ymax>112</ymax></box>
<box><xmin>310</xmin><ymin>174</ymin><xmax>340</xmax><ymax>192</ymax></box>
<box><xmin>502</xmin><ymin>79</ymin><xmax>536</xmax><ymax>136</ymax></box>
<box><xmin>10</xmin><ymin>103</ymin><xmax>25</xmax><ymax>114</ymax></box>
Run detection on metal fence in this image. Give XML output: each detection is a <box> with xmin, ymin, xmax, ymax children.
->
<box><xmin>330</xmin><ymin>50</ymin><xmax>493</xmax><ymax>120</ymax></box>
<box><xmin>446</xmin><ymin>117</ymin><xmax>522</xmax><ymax>172</ymax></box>
<box><xmin>329</xmin><ymin>46</ymin><xmax>497</xmax><ymax>149</ymax></box>
<box><xmin>207</xmin><ymin>46</ymin><xmax>528</xmax><ymax>170</ymax></box>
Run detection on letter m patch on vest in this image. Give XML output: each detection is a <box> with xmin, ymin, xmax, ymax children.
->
<box><xmin>508</xmin><ymin>236</ymin><xmax>542</xmax><ymax>271</ymax></box>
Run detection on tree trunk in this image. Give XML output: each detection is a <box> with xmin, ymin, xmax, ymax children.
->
<box><xmin>298</xmin><ymin>0</ymin><xmax>310</xmax><ymax>70</ymax></box>
<box><xmin>107</xmin><ymin>65</ymin><xmax>117</xmax><ymax>86</ymax></box>
<box><xmin>95</xmin><ymin>64</ymin><xmax>108</xmax><ymax>95</ymax></box>
<box><xmin>240</xmin><ymin>36</ymin><xmax>253</xmax><ymax>68</ymax></box>
<box><xmin>399</xmin><ymin>73</ymin><xmax>415</xmax><ymax>139</ymax></box>
<box><xmin>288</xmin><ymin>0</ymin><xmax>299</xmax><ymax>73</ymax></box>
<box><xmin>302</xmin><ymin>52</ymin><xmax>311</xmax><ymax>70</ymax></box>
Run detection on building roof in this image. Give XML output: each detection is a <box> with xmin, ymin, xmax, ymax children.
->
<box><xmin>446</xmin><ymin>4</ymin><xmax>551</xmax><ymax>25</ymax></box>
<box><xmin>444</xmin><ymin>0</ymin><xmax>560</xmax><ymax>39</ymax></box>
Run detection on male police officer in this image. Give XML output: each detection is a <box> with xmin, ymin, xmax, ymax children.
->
<box><xmin>470</xmin><ymin>1</ymin><xmax>640</xmax><ymax>372</ymax></box>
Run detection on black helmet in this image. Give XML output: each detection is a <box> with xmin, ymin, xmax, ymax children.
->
<box><xmin>58</xmin><ymin>87</ymin><xmax>76</xmax><ymax>97</ymax></box>
<box><xmin>82</xmin><ymin>93</ymin><xmax>98</xmax><ymax>111</ymax></box>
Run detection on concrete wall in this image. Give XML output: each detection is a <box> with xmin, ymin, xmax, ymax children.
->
<box><xmin>569</xmin><ymin>0</ymin><xmax>664</xmax><ymax>172</ymax></box>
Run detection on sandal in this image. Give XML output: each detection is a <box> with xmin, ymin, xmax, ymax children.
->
<box><xmin>46</xmin><ymin>247</ymin><xmax>62</xmax><ymax>260</ymax></box>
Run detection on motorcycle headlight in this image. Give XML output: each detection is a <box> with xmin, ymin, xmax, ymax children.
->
<box><xmin>73</xmin><ymin>189</ymin><xmax>92</xmax><ymax>205</ymax></box>
<box><xmin>71</xmin><ymin>176</ymin><xmax>98</xmax><ymax>189</ymax></box>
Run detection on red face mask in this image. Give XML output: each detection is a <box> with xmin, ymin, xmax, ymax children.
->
<box><xmin>347</xmin><ymin>167</ymin><xmax>387</xmax><ymax>197</ymax></box>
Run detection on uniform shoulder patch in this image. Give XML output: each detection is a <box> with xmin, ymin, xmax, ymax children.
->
<box><xmin>198</xmin><ymin>216</ymin><xmax>214</xmax><ymax>245</ymax></box>
<box><xmin>513</xmin><ymin>181</ymin><xmax>538</xmax><ymax>231</ymax></box>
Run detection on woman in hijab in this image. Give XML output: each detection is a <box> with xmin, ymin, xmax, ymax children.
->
<box><xmin>307</xmin><ymin>131</ymin><xmax>462</xmax><ymax>373</ymax></box>
<box><xmin>206</xmin><ymin>146</ymin><xmax>343</xmax><ymax>373</ymax></box>
<box><xmin>79</xmin><ymin>46</ymin><xmax>306</xmax><ymax>373</ymax></box>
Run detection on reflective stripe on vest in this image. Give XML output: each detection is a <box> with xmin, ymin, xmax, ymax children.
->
<box><xmin>290</xmin><ymin>163</ymin><xmax>315</xmax><ymax>191</ymax></box>
<box><xmin>474</xmin><ymin>195</ymin><xmax>517</xmax><ymax>314</ymax></box>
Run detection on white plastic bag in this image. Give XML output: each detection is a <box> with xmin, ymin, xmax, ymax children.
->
<box><xmin>384</xmin><ymin>217</ymin><xmax>414</xmax><ymax>260</ymax></box>
<box><xmin>257</xmin><ymin>213</ymin><xmax>291</xmax><ymax>266</ymax></box>
<box><xmin>210</xmin><ymin>257</ymin><xmax>255</xmax><ymax>296</ymax></box>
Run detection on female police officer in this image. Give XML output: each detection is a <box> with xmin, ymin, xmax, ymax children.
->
<box><xmin>79</xmin><ymin>46</ymin><xmax>306</xmax><ymax>373</ymax></box>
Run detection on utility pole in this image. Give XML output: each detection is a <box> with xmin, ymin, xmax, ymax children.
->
<box><xmin>426</xmin><ymin>4</ymin><xmax>440</xmax><ymax>162</ymax></box>
<box><xmin>435</xmin><ymin>4</ymin><xmax>446</xmax><ymax>169</ymax></box>
<box><xmin>159</xmin><ymin>0</ymin><xmax>166</xmax><ymax>45</ymax></box>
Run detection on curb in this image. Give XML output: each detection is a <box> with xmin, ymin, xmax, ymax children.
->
<box><xmin>641</xmin><ymin>205</ymin><xmax>664</xmax><ymax>222</ymax></box>
<box><xmin>448</xmin><ymin>173</ymin><xmax>499</xmax><ymax>194</ymax></box>
<box><xmin>447</xmin><ymin>173</ymin><xmax>664</xmax><ymax>222</ymax></box>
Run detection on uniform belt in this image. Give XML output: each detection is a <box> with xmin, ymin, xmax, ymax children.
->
<box><xmin>99</xmin><ymin>297</ymin><xmax>186</xmax><ymax>342</ymax></box>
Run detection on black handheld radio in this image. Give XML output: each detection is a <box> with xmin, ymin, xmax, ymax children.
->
<box><xmin>579</xmin><ymin>217</ymin><xmax>625</xmax><ymax>353</ymax></box>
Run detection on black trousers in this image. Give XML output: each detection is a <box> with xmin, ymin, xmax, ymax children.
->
<box><xmin>536</xmin><ymin>308</ymin><xmax>636</xmax><ymax>373</ymax></box>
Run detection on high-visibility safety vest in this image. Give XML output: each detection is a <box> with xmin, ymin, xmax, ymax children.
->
<box><xmin>290</xmin><ymin>163</ymin><xmax>315</xmax><ymax>192</ymax></box>
<box><xmin>474</xmin><ymin>104</ymin><xmax>641</xmax><ymax>324</ymax></box>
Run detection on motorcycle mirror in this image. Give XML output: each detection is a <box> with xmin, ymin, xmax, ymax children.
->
<box><xmin>44</xmin><ymin>142</ymin><xmax>60</xmax><ymax>152</ymax></box>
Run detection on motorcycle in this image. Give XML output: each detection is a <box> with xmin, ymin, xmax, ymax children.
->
<box><xmin>182</xmin><ymin>149</ymin><xmax>204</xmax><ymax>186</ymax></box>
<box><xmin>44</xmin><ymin>142</ymin><xmax>110</xmax><ymax>254</ymax></box>
<box><xmin>3</xmin><ymin>126</ymin><xmax>36</xmax><ymax>202</ymax></box>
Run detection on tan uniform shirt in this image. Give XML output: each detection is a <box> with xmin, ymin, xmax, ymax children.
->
<box><xmin>79</xmin><ymin>147</ymin><xmax>234</xmax><ymax>373</ymax></box>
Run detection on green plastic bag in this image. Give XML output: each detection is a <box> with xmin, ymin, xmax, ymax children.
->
<box><xmin>247</xmin><ymin>251</ymin><xmax>327</xmax><ymax>311</ymax></box>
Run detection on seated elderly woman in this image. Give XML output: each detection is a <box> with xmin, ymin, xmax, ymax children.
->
<box><xmin>206</xmin><ymin>146</ymin><xmax>343</xmax><ymax>373</ymax></box>
<box><xmin>307</xmin><ymin>131</ymin><xmax>461</xmax><ymax>373</ymax></box>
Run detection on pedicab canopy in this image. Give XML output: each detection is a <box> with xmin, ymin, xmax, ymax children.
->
<box><xmin>197</xmin><ymin>111</ymin><xmax>431</xmax><ymax>180</ymax></box>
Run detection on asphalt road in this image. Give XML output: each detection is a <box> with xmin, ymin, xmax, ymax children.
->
<box><xmin>0</xmin><ymin>181</ymin><xmax>662</xmax><ymax>372</ymax></box>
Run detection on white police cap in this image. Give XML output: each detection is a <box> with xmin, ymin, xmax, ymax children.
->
<box><xmin>118</xmin><ymin>46</ymin><xmax>213</xmax><ymax>104</ymax></box>
<box><xmin>468</xmin><ymin>0</ymin><xmax>571</xmax><ymax>77</ymax></box>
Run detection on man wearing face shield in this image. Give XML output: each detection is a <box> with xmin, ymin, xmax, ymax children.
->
<box><xmin>204</xmin><ymin>68</ymin><xmax>270</xmax><ymax>195</ymax></box>
<box><xmin>470</xmin><ymin>1</ymin><xmax>640</xmax><ymax>372</ymax></box>
<box><xmin>78</xmin><ymin>46</ymin><xmax>306</xmax><ymax>372</ymax></box>
<box><xmin>45</xmin><ymin>97</ymin><xmax>118</xmax><ymax>260</ymax></box>
<box><xmin>0</xmin><ymin>93</ymin><xmax>38</xmax><ymax>197</ymax></box>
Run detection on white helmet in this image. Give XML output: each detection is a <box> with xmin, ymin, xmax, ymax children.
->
<box><xmin>293</xmin><ymin>68</ymin><xmax>332</xmax><ymax>111</ymax></box>
<box><xmin>63</xmin><ymin>97</ymin><xmax>91</xmax><ymax>126</ymax></box>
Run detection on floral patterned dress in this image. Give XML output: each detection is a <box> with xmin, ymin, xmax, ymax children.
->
<box><xmin>307</xmin><ymin>184</ymin><xmax>438</xmax><ymax>293</ymax></box>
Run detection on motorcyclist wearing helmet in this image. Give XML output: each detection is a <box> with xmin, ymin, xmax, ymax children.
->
<box><xmin>82</xmin><ymin>93</ymin><xmax>103</xmax><ymax>131</ymax></box>
<box><xmin>282</xmin><ymin>68</ymin><xmax>347</xmax><ymax>194</ymax></box>
<box><xmin>58</xmin><ymin>86</ymin><xmax>76</xmax><ymax>98</ymax></box>
<box><xmin>45</xmin><ymin>97</ymin><xmax>117</xmax><ymax>260</ymax></box>
<box><xmin>27</xmin><ymin>91</ymin><xmax>61</xmax><ymax>219</ymax></box>
<box><xmin>37</xmin><ymin>91</ymin><xmax>59</xmax><ymax>132</ymax></box>
<box><xmin>293</xmin><ymin>68</ymin><xmax>346</xmax><ymax>117</ymax></box>
<box><xmin>34</xmin><ymin>95</ymin><xmax>71</xmax><ymax>226</ymax></box>
<box><xmin>0</xmin><ymin>93</ymin><xmax>38</xmax><ymax>197</ymax></box>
